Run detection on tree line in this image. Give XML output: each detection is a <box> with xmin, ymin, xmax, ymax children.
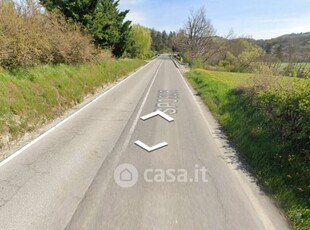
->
<box><xmin>38</xmin><ymin>0</ymin><xmax>177</xmax><ymax>59</ymax></box>
<box><xmin>0</xmin><ymin>0</ymin><xmax>163</xmax><ymax>67</ymax></box>
<box><xmin>2</xmin><ymin>0</ymin><xmax>308</xmax><ymax>74</ymax></box>
<box><xmin>0</xmin><ymin>0</ymin><xmax>110</xmax><ymax>68</ymax></box>
<box><xmin>40</xmin><ymin>0</ymin><xmax>132</xmax><ymax>57</ymax></box>
<box><xmin>171</xmin><ymin>7</ymin><xmax>310</xmax><ymax>77</ymax></box>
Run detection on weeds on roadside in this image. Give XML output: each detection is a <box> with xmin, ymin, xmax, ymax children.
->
<box><xmin>0</xmin><ymin>59</ymin><xmax>145</xmax><ymax>152</ymax></box>
<box><xmin>187</xmin><ymin>69</ymin><xmax>310</xmax><ymax>229</ymax></box>
<box><xmin>0</xmin><ymin>0</ymin><xmax>110</xmax><ymax>68</ymax></box>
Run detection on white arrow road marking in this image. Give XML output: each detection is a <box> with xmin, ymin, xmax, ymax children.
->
<box><xmin>134</xmin><ymin>140</ymin><xmax>168</xmax><ymax>152</ymax></box>
<box><xmin>140</xmin><ymin>111</ymin><xmax>174</xmax><ymax>122</ymax></box>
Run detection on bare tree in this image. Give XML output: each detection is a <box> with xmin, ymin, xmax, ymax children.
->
<box><xmin>184</xmin><ymin>7</ymin><xmax>216</xmax><ymax>60</ymax></box>
<box><xmin>172</xmin><ymin>29</ymin><xmax>187</xmax><ymax>54</ymax></box>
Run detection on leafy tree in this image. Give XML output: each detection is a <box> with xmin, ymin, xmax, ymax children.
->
<box><xmin>275</xmin><ymin>44</ymin><xmax>284</xmax><ymax>60</ymax></box>
<box><xmin>150</xmin><ymin>29</ymin><xmax>157</xmax><ymax>51</ymax></box>
<box><xmin>155</xmin><ymin>31</ymin><xmax>163</xmax><ymax>51</ymax></box>
<box><xmin>224</xmin><ymin>39</ymin><xmax>262</xmax><ymax>72</ymax></box>
<box><xmin>126</xmin><ymin>25</ymin><xmax>151</xmax><ymax>58</ymax></box>
<box><xmin>161</xmin><ymin>30</ymin><xmax>168</xmax><ymax>48</ymax></box>
<box><xmin>150</xmin><ymin>29</ymin><xmax>176</xmax><ymax>52</ymax></box>
<box><xmin>39</xmin><ymin>0</ymin><xmax>98</xmax><ymax>24</ymax></box>
<box><xmin>168</xmin><ymin>31</ymin><xmax>177</xmax><ymax>52</ymax></box>
<box><xmin>40</xmin><ymin>0</ymin><xmax>131</xmax><ymax>57</ymax></box>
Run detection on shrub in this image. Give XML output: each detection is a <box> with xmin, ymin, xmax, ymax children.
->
<box><xmin>0</xmin><ymin>59</ymin><xmax>145</xmax><ymax>150</ymax></box>
<box><xmin>0</xmin><ymin>0</ymin><xmax>110</xmax><ymax>68</ymax></box>
<box><xmin>240</xmin><ymin>75</ymin><xmax>310</xmax><ymax>161</ymax></box>
<box><xmin>187</xmin><ymin>69</ymin><xmax>310</xmax><ymax>229</ymax></box>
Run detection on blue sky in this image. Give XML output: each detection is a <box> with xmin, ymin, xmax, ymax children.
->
<box><xmin>119</xmin><ymin>0</ymin><xmax>310</xmax><ymax>39</ymax></box>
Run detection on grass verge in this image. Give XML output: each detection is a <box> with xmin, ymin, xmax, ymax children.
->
<box><xmin>0</xmin><ymin>59</ymin><xmax>146</xmax><ymax>151</ymax></box>
<box><xmin>187</xmin><ymin>69</ymin><xmax>310</xmax><ymax>230</ymax></box>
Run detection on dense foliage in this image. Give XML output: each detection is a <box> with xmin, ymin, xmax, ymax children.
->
<box><xmin>150</xmin><ymin>29</ymin><xmax>176</xmax><ymax>53</ymax></box>
<box><xmin>40</xmin><ymin>0</ymin><xmax>131</xmax><ymax>57</ymax></box>
<box><xmin>251</xmin><ymin>80</ymin><xmax>310</xmax><ymax>160</ymax></box>
<box><xmin>0</xmin><ymin>59</ymin><xmax>145</xmax><ymax>151</ymax></box>
<box><xmin>0</xmin><ymin>0</ymin><xmax>107</xmax><ymax>68</ymax></box>
<box><xmin>256</xmin><ymin>32</ymin><xmax>310</xmax><ymax>63</ymax></box>
<box><xmin>219</xmin><ymin>39</ymin><xmax>263</xmax><ymax>72</ymax></box>
<box><xmin>126</xmin><ymin>25</ymin><xmax>152</xmax><ymax>58</ymax></box>
<box><xmin>187</xmin><ymin>69</ymin><xmax>310</xmax><ymax>230</ymax></box>
<box><xmin>172</xmin><ymin>7</ymin><xmax>310</xmax><ymax>77</ymax></box>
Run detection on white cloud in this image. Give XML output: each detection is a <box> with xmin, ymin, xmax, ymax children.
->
<box><xmin>253</xmin><ymin>26</ymin><xmax>310</xmax><ymax>39</ymax></box>
<box><xmin>121</xmin><ymin>0</ymin><xmax>145</xmax><ymax>6</ymax></box>
<box><xmin>125</xmin><ymin>11</ymin><xmax>149</xmax><ymax>25</ymax></box>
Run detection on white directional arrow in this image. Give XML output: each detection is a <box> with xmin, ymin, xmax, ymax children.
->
<box><xmin>140</xmin><ymin>111</ymin><xmax>174</xmax><ymax>122</ymax></box>
<box><xmin>134</xmin><ymin>140</ymin><xmax>168</xmax><ymax>152</ymax></box>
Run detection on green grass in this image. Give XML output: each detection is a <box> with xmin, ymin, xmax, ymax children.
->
<box><xmin>191</xmin><ymin>69</ymin><xmax>250</xmax><ymax>86</ymax></box>
<box><xmin>187</xmin><ymin>69</ymin><xmax>310</xmax><ymax>230</ymax></box>
<box><xmin>0</xmin><ymin>59</ymin><xmax>145</xmax><ymax>148</ymax></box>
<box><xmin>280</xmin><ymin>63</ymin><xmax>310</xmax><ymax>68</ymax></box>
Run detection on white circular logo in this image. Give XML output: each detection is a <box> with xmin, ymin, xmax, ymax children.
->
<box><xmin>114</xmin><ymin>163</ymin><xmax>138</xmax><ymax>188</ymax></box>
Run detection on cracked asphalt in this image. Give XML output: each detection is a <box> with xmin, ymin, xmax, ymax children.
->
<box><xmin>0</xmin><ymin>56</ymin><xmax>289</xmax><ymax>230</ymax></box>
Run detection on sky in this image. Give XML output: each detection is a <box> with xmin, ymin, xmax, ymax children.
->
<box><xmin>119</xmin><ymin>0</ymin><xmax>310</xmax><ymax>39</ymax></box>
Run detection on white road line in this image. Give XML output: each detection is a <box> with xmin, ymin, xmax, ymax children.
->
<box><xmin>134</xmin><ymin>140</ymin><xmax>168</xmax><ymax>152</ymax></box>
<box><xmin>175</xmin><ymin>65</ymin><xmax>276</xmax><ymax>230</ymax></box>
<box><xmin>66</xmin><ymin>61</ymin><xmax>163</xmax><ymax>225</ymax></box>
<box><xmin>120</xmin><ymin>61</ymin><xmax>163</xmax><ymax>152</ymax></box>
<box><xmin>0</xmin><ymin>59</ymin><xmax>157</xmax><ymax>168</ymax></box>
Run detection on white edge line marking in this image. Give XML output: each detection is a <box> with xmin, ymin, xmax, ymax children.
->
<box><xmin>60</xmin><ymin>60</ymin><xmax>163</xmax><ymax>221</ymax></box>
<box><xmin>120</xmin><ymin>61</ymin><xmax>163</xmax><ymax>152</ymax></box>
<box><xmin>140</xmin><ymin>110</ymin><xmax>174</xmax><ymax>122</ymax></box>
<box><xmin>0</xmin><ymin>59</ymin><xmax>157</xmax><ymax>168</ymax></box>
<box><xmin>175</xmin><ymin>66</ymin><xmax>276</xmax><ymax>230</ymax></box>
<box><xmin>134</xmin><ymin>140</ymin><xmax>168</xmax><ymax>152</ymax></box>
<box><xmin>85</xmin><ymin>60</ymin><xmax>163</xmax><ymax>211</ymax></box>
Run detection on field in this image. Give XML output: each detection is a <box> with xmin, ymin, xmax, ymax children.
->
<box><xmin>280</xmin><ymin>63</ymin><xmax>310</xmax><ymax>69</ymax></box>
<box><xmin>187</xmin><ymin>69</ymin><xmax>310</xmax><ymax>230</ymax></box>
<box><xmin>0</xmin><ymin>59</ymin><xmax>146</xmax><ymax>152</ymax></box>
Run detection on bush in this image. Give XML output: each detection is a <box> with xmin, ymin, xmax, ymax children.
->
<box><xmin>0</xmin><ymin>59</ymin><xmax>145</xmax><ymax>150</ymax></box>
<box><xmin>241</xmin><ymin>75</ymin><xmax>310</xmax><ymax>160</ymax></box>
<box><xmin>240</xmin><ymin>76</ymin><xmax>310</xmax><ymax>228</ymax></box>
<box><xmin>187</xmin><ymin>69</ymin><xmax>310</xmax><ymax>229</ymax></box>
<box><xmin>125</xmin><ymin>25</ymin><xmax>152</xmax><ymax>59</ymax></box>
<box><xmin>0</xmin><ymin>0</ymin><xmax>110</xmax><ymax>68</ymax></box>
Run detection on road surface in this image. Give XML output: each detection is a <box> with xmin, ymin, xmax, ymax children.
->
<box><xmin>0</xmin><ymin>55</ymin><xmax>289</xmax><ymax>229</ymax></box>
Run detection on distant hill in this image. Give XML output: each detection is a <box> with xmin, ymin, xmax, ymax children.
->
<box><xmin>277</xmin><ymin>32</ymin><xmax>310</xmax><ymax>39</ymax></box>
<box><xmin>255</xmin><ymin>32</ymin><xmax>310</xmax><ymax>62</ymax></box>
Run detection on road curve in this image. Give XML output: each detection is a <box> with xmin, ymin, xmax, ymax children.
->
<box><xmin>0</xmin><ymin>55</ymin><xmax>289</xmax><ymax>230</ymax></box>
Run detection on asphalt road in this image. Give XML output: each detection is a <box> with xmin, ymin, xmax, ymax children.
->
<box><xmin>0</xmin><ymin>55</ymin><xmax>289</xmax><ymax>229</ymax></box>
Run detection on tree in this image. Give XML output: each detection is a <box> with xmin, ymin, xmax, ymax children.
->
<box><xmin>168</xmin><ymin>31</ymin><xmax>176</xmax><ymax>52</ymax></box>
<box><xmin>150</xmin><ymin>29</ymin><xmax>157</xmax><ymax>51</ymax></box>
<box><xmin>126</xmin><ymin>25</ymin><xmax>151</xmax><ymax>58</ymax></box>
<box><xmin>155</xmin><ymin>31</ymin><xmax>163</xmax><ymax>51</ymax></box>
<box><xmin>174</xmin><ymin>7</ymin><xmax>218</xmax><ymax>65</ymax></box>
<box><xmin>173</xmin><ymin>29</ymin><xmax>188</xmax><ymax>55</ymax></box>
<box><xmin>275</xmin><ymin>44</ymin><xmax>284</xmax><ymax>60</ymax></box>
<box><xmin>184</xmin><ymin>7</ymin><xmax>215</xmax><ymax>59</ymax></box>
<box><xmin>224</xmin><ymin>39</ymin><xmax>262</xmax><ymax>72</ymax></box>
<box><xmin>161</xmin><ymin>30</ymin><xmax>168</xmax><ymax>49</ymax></box>
<box><xmin>150</xmin><ymin>29</ymin><xmax>176</xmax><ymax>52</ymax></box>
<box><xmin>40</xmin><ymin>0</ymin><xmax>131</xmax><ymax>57</ymax></box>
<box><xmin>39</xmin><ymin>0</ymin><xmax>98</xmax><ymax>24</ymax></box>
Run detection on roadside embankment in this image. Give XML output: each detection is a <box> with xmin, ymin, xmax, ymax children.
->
<box><xmin>0</xmin><ymin>59</ymin><xmax>145</xmax><ymax>154</ymax></box>
<box><xmin>187</xmin><ymin>69</ymin><xmax>310</xmax><ymax>230</ymax></box>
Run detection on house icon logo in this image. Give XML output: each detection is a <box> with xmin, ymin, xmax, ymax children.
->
<box><xmin>114</xmin><ymin>164</ymin><xmax>138</xmax><ymax>188</ymax></box>
<box><xmin>120</xmin><ymin>169</ymin><xmax>133</xmax><ymax>182</ymax></box>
